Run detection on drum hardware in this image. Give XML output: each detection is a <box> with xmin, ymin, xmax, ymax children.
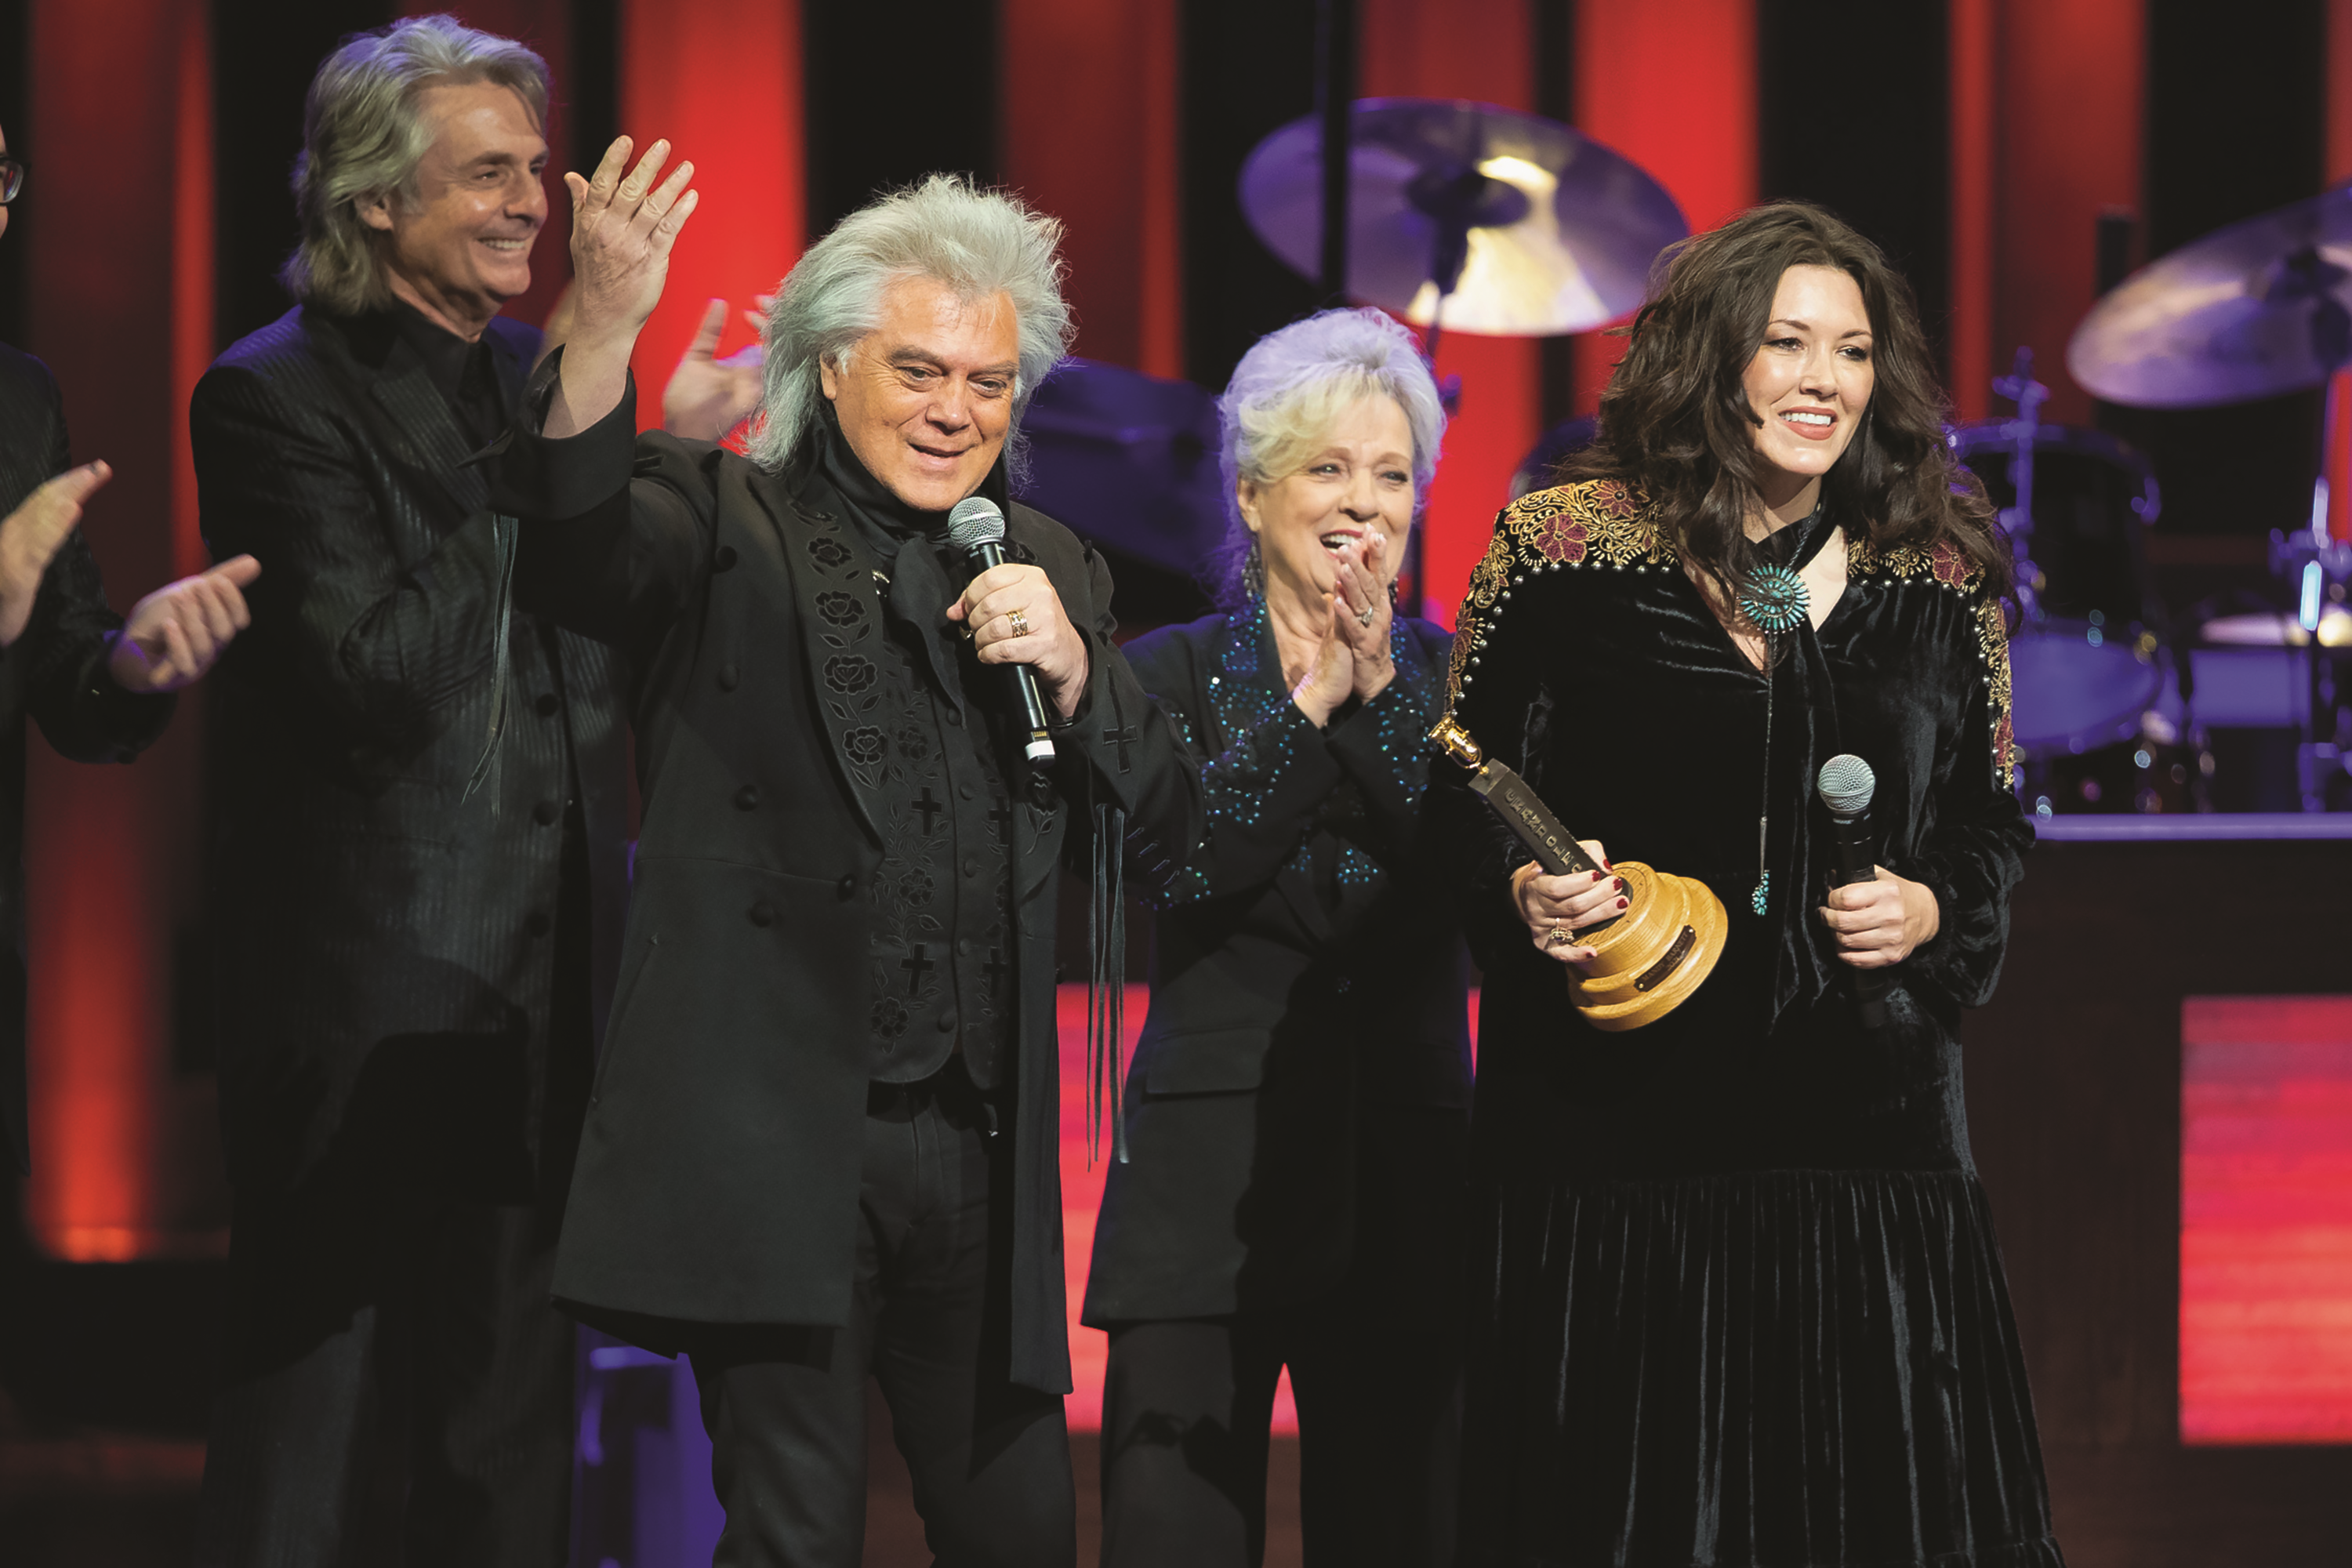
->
<box><xmin>1955</xmin><ymin>354</ymin><xmax>2169</xmax><ymax>761</ymax></box>
<box><xmin>1430</xmin><ymin>716</ymin><xmax>1726</xmax><ymax>1031</ymax></box>
<box><xmin>2066</xmin><ymin>181</ymin><xmax>2352</xmax><ymax>809</ymax></box>
<box><xmin>1990</xmin><ymin>347</ymin><xmax>2054</xmax><ymax>627</ymax></box>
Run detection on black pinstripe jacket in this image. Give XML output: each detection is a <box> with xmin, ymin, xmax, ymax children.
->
<box><xmin>191</xmin><ymin>307</ymin><xmax>631</xmax><ymax>1200</ymax></box>
<box><xmin>0</xmin><ymin>342</ymin><xmax>176</xmax><ymax>1174</ymax></box>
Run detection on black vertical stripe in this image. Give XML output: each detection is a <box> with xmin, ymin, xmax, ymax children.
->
<box><xmin>0</xmin><ymin>0</ymin><xmax>24</xmax><ymax>353</ymax></box>
<box><xmin>569</xmin><ymin>0</ymin><xmax>620</xmax><ymax>179</ymax></box>
<box><xmin>1180</xmin><ymin>0</ymin><xmax>1324</xmax><ymax>391</ymax></box>
<box><xmin>802</xmin><ymin>1</ymin><xmax>999</xmax><ymax>242</ymax></box>
<box><xmin>212</xmin><ymin>0</ymin><xmax>398</xmax><ymax>347</ymax></box>
<box><xmin>1755</xmin><ymin>0</ymin><xmax>1951</xmax><ymax>381</ymax></box>
<box><xmin>2109</xmin><ymin>0</ymin><xmax>2327</xmax><ymax>548</ymax></box>
<box><xmin>1533</xmin><ymin>0</ymin><xmax>1579</xmax><ymax>430</ymax></box>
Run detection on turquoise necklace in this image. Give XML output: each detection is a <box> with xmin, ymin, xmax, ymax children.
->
<box><xmin>1736</xmin><ymin>505</ymin><xmax>1826</xmax><ymax>917</ymax></box>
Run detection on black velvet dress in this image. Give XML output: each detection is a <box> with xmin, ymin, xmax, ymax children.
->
<box><xmin>1439</xmin><ymin>481</ymin><xmax>2059</xmax><ymax>1568</ymax></box>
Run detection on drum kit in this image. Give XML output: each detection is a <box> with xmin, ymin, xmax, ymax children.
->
<box><xmin>2056</xmin><ymin>182</ymin><xmax>2352</xmax><ymax>814</ymax></box>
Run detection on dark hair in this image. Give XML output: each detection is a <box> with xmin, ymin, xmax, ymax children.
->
<box><xmin>1559</xmin><ymin>201</ymin><xmax>2009</xmax><ymax>611</ymax></box>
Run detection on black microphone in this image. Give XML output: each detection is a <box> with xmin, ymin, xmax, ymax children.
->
<box><xmin>946</xmin><ymin>496</ymin><xmax>1055</xmax><ymax>768</ymax></box>
<box><xmin>1817</xmin><ymin>753</ymin><xmax>1890</xmax><ymax>1030</ymax></box>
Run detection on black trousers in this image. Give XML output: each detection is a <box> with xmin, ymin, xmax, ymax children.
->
<box><xmin>189</xmin><ymin>1175</ymin><xmax>580</xmax><ymax>1568</ymax></box>
<box><xmin>1099</xmin><ymin>1303</ymin><xmax>1461</xmax><ymax>1568</ymax></box>
<box><xmin>194</xmin><ymin>825</ymin><xmax>596</xmax><ymax>1567</ymax></box>
<box><xmin>687</xmin><ymin>1066</ymin><xmax>1076</xmax><ymax>1568</ymax></box>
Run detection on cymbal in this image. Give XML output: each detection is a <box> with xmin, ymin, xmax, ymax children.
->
<box><xmin>1239</xmin><ymin>97</ymin><xmax>1686</xmax><ymax>337</ymax></box>
<box><xmin>2068</xmin><ymin>182</ymin><xmax>2352</xmax><ymax>407</ymax></box>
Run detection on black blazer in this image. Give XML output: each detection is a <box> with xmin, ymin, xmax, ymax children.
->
<box><xmin>1082</xmin><ymin>608</ymin><xmax>1473</xmax><ymax>1324</ymax></box>
<box><xmin>493</xmin><ymin>381</ymin><xmax>1202</xmax><ymax>1394</ymax></box>
<box><xmin>191</xmin><ymin>307</ymin><xmax>631</xmax><ymax>1199</ymax></box>
<box><xmin>0</xmin><ymin>343</ymin><xmax>175</xmax><ymax>1174</ymax></box>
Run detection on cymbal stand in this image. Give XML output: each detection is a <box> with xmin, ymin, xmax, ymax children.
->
<box><xmin>1990</xmin><ymin>346</ymin><xmax>2049</xmax><ymax>629</ymax></box>
<box><xmin>2267</xmin><ymin>296</ymin><xmax>2352</xmax><ymax>811</ymax></box>
<box><xmin>1403</xmin><ymin>155</ymin><xmax>1525</xmax><ymax>415</ymax></box>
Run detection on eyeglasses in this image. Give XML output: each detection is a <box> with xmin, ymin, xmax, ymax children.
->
<box><xmin>0</xmin><ymin>158</ymin><xmax>24</xmax><ymax>205</ymax></box>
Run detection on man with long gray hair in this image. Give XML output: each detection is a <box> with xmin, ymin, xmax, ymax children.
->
<box><xmin>189</xmin><ymin>16</ymin><xmax>630</xmax><ymax>1563</ymax></box>
<box><xmin>490</xmin><ymin>153</ymin><xmax>1200</xmax><ymax>1564</ymax></box>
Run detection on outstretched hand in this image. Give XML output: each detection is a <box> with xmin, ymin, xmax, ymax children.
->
<box><xmin>662</xmin><ymin>295</ymin><xmax>771</xmax><ymax>442</ymax></box>
<box><xmin>550</xmin><ymin>136</ymin><xmax>699</xmax><ymax>437</ymax></box>
<box><xmin>0</xmin><ymin>461</ymin><xmax>112</xmax><ymax>646</ymax></box>
<box><xmin>109</xmin><ymin>554</ymin><xmax>260</xmax><ymax>693</ymax></box>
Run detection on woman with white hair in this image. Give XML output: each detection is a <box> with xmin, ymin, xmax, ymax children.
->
<box><xmin>1082</xmin><ymin>307</ymin><xmax>1471</xmax><ymax>1568</ymax></box>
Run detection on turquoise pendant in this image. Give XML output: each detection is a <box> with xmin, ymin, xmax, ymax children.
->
<box><xmin>1738</xmin><ymin>564</ymin><xmax>1809</xmax><ymax>635</ymax></box>
<box><xmin>1751</xmin><ymin>872</ymin><xmax>1771</xmax><ymax>916</ymax></box>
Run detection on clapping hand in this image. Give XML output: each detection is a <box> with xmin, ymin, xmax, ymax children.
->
<box><xmin>1330</xmin><ymin>531</ymin><xmax>1395</xmax><ymax>702</ymax></box>
<box><xmin>108</xmin><ymin>555</ymin><xmax>261</xmax><ymax>693</ymax></box>
<box><xmin>662</xmin><ymin>295</ymin><xmax>771</xmax><ymax>442</ymax></box>
<box><xmin>0</xmin><ymin>461</ymin><xmax>111</xmax><ymax>645</ymax></box>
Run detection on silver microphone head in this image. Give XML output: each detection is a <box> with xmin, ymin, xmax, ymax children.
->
<box><xmin>946</xmin><ymin>495</ymin><xmax>1006</xmax><ymax>553</ymax></box>
<box><xmin>1817</xmin><ymin>753</ymin><xmax>1877</xmax><ymax>817</ymax></box>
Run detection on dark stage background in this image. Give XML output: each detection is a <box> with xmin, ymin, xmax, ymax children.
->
<box><xmin>2</xmin><ymin>2</ymin><xmax>2350</xmax><ymax>1564</ymax></box>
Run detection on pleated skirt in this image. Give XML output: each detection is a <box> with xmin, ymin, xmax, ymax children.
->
<box><xmin>1458</xmin><ymin>1168</ymin><xmax>2065</xmax><ymax>1568</ymax></box>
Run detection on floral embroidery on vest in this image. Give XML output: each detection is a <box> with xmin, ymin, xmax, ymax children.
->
<box><xmin>1446</xmin><ymin>481</ymin><xmax>1668</xmax><ymax>717</ymax></box>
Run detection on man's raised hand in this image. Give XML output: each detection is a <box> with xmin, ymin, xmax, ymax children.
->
<box><xmin>0</xmin><ymin>461</ymin><xmax>111</xmax><ymax>646</ymax></box>
<box><xmin>550</xmin><ymin>136</ymin><xmax>699</xmax><ymax>437</ymax></box>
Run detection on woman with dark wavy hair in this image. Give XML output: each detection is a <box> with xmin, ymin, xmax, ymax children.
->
<box><xmin>1438</xmin><ymin>202</ymin><xmax>2058</xmax><ymax>1566</ymax></box>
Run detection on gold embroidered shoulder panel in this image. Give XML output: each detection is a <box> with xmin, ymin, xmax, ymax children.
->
<box><xmin>1462</xmin><ymin>480</ymin><xmax>1670</xmax><ymax>619</ymax></box>
<box><xmin>1446</xmin><ymin>481</ymin><xmax>1672</xmax><ymax>719</ymax></box>
<box><xmin>1845</xmin><ymin>532</ymin><xmax>1985</xmax><ymax>597</ymax></box>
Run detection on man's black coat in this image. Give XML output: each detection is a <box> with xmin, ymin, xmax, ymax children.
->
<box><xmin>495</xmin><ymin>382</ymin><xmax>1202</xmax><ymax>1394</ymax></box>
<box><xmin>0</xmin><ymin>343</ymin><xmax>175</xmax><ymax>1174</ymax></box>
<box><xmin>191</xmin><ymin>307</ymin><xmax>630</xmax><ymax>1203</ymax></box>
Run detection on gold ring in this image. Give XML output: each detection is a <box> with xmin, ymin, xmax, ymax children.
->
<box><xmin>1548</xmin><ymin>924</ymin><xmax>1570</xmax><ymax>946</ymax></box>
<box><xmin>1007</xmin><ymin>609</ymin><xmax>1030</xmax><ymax>638</ymax></box>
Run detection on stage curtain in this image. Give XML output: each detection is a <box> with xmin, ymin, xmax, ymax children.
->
<box><xmin>618</xmin><ymin>0</ymin><xmax>804</xmax><ymax>433</ymax></box>
<box><xmin>24</xmin><ymin>0</ymin><xmax>223</xmax><ymax>1260</ymax></box>
<box><xmin>1000</xmin><ymin>0</ymin><xmax>1181</xmax><ymax>379</ymax></box>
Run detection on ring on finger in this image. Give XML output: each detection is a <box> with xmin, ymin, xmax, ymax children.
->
<box><xmin>1356</xmin><ymin>604</ymin><xmax>1376</xmax><ymax>628</ymax></box>
<box><xmin>1547</xmin><ymin>924</ymin><xmax>1571</xmax><ymax>946</ymax></box>
<box><xmin>1007</xmin><ymin>608</ymin><xmax>1030</xmax><ymax>638</ymax></box>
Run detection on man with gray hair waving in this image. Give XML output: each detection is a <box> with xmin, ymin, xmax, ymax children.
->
<box><xmin>495</xmin><ymin>154</ymin><xmax>1200</xmax><ymax>1564</ymax></box>
<box><xmin>190</xmin><ymin>16</ymin><xmax>630</xmax><ymax>1564</ymax></box>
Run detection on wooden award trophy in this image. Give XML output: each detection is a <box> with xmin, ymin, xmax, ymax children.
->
<box><xmin>1431</xmin><ymin>716</ymin><xmax>1726</xmax><ymax>1030</ymax></box>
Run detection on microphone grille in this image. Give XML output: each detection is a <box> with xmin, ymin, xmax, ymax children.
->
<box><xmin>1817</xmin><ymin>753</ymin><xmax>1877</xmax><ymax>815</ymax></box>
<box><xmin>946</xmin><ymin>495</ymin><xmax>1006</xmax><ymax>552</ymax></box>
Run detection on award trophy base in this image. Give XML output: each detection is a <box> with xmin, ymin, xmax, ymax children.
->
<box><xmin>1432</xmin><ymin>717</ymin><xmax>1726</xmax><ymax>1032</ymax></box>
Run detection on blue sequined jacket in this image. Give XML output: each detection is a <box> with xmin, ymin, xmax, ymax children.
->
<box><xmin>1082</xmin><ymin>601</ymin><xmax>1474</xmax><ymax>1323</ymax></box>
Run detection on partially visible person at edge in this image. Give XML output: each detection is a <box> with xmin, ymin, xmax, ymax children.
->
<box><xmin>1437</xmin><ymin>201</ymin><xmax>2056</xmax><ymax>1567</ymax></box>
<box><xmin>1082</xmin><ymin>307</ymin><xmax>1470</xmax><ymax>1568</ymax></box>
<box><xmin>488</xmin><ymin>156</ymin><xmax>1201</xmax><ymax>1566</ymax></box>
<box><xmin>0</xmin><ymin>121</ymin><xmax>256</xmax><ymax>1190</ymax></box>
<box><xmin>186</xmin><ymin>17</ymin><xmax>630</xmax><ymax>1565</ymax></box>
